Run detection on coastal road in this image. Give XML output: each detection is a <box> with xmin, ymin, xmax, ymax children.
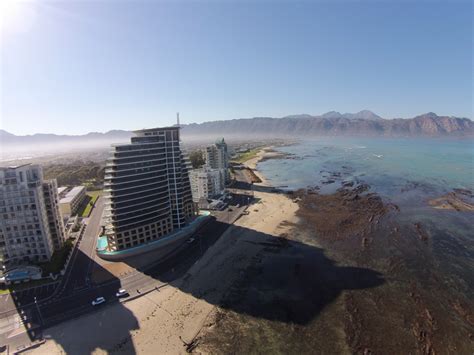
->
<box><xmin>0</xmin><ymin>197</ymin><xmax>106</xmax><ymax>314</ymax></box>
<box><xmin>0</xmin><ymin>188</ymin><xmax>249</xmax><ymax>348</ymax></box>
<box><xmin>25</xmin><ymin>214</ymin><xmax>231</xmax><ymax>330</ymax></box>
<box><xmin>54</xmin><ymin>197</ymin><xmax>105</xmax><ymax>297</ymax></box>
<box><xmin>0</xmin><ymin>198</ymin><xmax>105</xmax><ymax>346</ymax></box>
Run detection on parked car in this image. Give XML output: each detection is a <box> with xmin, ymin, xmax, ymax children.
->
<box><xmin>116</xmin><ymin>289</ymin><xmax>128</xmax><ymax>298</ymax></box>
<box><xmin>91</xmin><ymin>297</ymin><xmax>106</xmax><ymax>306</ymax></box>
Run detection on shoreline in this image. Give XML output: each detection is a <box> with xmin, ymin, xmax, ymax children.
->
<box><xmin>201</xmin><ymin>148</ymin><xmax>474</xmax><ymax>354</ymax></box>
<box><xmin>242</xmin><ymin>146</ymin><xmax>287</xmax><ymax>187</ymax></box>
<box><xmin>29</xmin><ymin>146</ymin><xmax>474</xmax><ymax>354</ymax></box>
<box><xmin>37</xmin><ymin>150</ymin><xmax>301</xmax><ymax>354</ymax></box>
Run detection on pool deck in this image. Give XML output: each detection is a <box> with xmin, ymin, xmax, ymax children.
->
<box><xmin>96</xmin><ymin>212</ymin><xmax>211</xmax><ymax>261</ymax></box>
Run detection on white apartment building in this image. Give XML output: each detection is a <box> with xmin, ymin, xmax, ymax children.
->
<box><xmin>0</xmin><ymin>164</ymin><xmax>64</xmax><ymax>270</ymax></box>
<box><xmin>43</xmin><ymin>180</ymin><xmax>66</xmax><ymax>250</ymax></box>
<box><xmin>59</xmin><ymin>185</ymin><xmax>86</xmax><ymax>217</ymax></box>
<box><xmin>189</xmin><ymin>167</ymin><xmax>224</xmax><ymax>202</ymax></box>
<box><xmin>205</xmin><ymin>138</ymin><xmax>229</xmax><ymax>182</ymax></box>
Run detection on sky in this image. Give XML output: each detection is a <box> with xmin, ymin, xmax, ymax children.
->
<box><xmin>0</xmin><ymin>0</ymin><xmax>472</xmax><ymax>135</ymax></box>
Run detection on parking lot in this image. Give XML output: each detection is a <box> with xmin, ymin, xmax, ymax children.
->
<box><xmin>0</xmin><ymin>281</ymin><xmax>59</xmax><ymax>312</ymax></box>
<box><xmin>210</xmin><ymin>191</ymin><xmax>253</xmax><ymax>224</ymax></box>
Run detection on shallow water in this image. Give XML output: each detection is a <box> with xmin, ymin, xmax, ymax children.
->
<box><xmin>259</xmin><ymin>137</ymin><xmax>473</xmax><ymax>203</ymax></box>
<box><xmin>258</xmin><ymin>137</ymin><xmax>474</xmax><ymax>289</ymax></box>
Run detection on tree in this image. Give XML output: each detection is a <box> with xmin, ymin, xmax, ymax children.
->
<box><xmin>189</xmin><ymin>150</ymin><xmax>205</xmax><ymax>169</ymax></box>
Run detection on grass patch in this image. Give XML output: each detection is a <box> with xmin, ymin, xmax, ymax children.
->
<box><xmin>80</xmin><ymin>190</ymin><xmax>102</xmax><ymax>217</ymax></box>
<box><xmin>231</xmin><ymin>148</ymin><xmax>261</xmax><ymax>164</ymax></box>
<box><xmin>38</xmin><ymin>239</ymin><xmax>74</xmax><ymax>276</ymax></box>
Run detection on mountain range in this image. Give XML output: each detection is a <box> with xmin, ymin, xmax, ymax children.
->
<box><xmin>183</xmin><ymin>111</ymin><xmax>472</xmax><ymax>137</ymax></box>
<box><xmin>1</xmin><ymin>111</ymin><xmax>472</xmax><ymax>148</ymax></box>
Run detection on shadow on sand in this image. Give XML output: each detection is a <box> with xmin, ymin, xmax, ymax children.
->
<box><xmin>5</xmin><ymin>212</ymin><xmax>384</xmax><ymax>352</ymax></box>
<box><xmin>124</xmin><ymin>218</ymin><xmax>385</xmax><ymax>326</ymax></box>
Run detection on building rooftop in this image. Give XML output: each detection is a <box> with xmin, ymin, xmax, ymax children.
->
<box><xmin>133</xmin><ymin>126</ymin><xmax>180</xmax><ymax>134</ymax></box>
<box><xmin>57</xmin><ymin>186</ymin><xmax>68</xmax><ymax>195</ymax></box>
<box><xmin>60</xmin><ymin>185</ymin><xmax>86</xmax><ymax>203</ymax></box>
<box><xmin>0</xmin><ymin>163</ymin><xmax>32</xmax><ymax>170</ymax></box>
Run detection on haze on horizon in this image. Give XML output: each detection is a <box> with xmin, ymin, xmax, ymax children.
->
<box><xmin>0</xmin><ymin>0</ymin><xmax>472</xmax><ymax>136</ymax></box>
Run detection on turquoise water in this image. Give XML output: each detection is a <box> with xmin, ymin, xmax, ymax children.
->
<box><xmin>258</xmin><ymin>137</ymin><xmax>474</xmax><ymax>291</ymax></box>
<box><xmin>258</xmin><ymin>137</ymin><xmax>474</xmax><ymax>204</ymax></box>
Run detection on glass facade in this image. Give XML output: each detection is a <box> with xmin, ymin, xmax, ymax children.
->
<box><xmin>103</xmin><ymin>127</ymin><xmax>196</xmax><ymax>251</ymax></box>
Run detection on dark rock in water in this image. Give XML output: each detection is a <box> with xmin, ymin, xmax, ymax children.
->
<box><xmin>428</xmin><ymin>190</ymin><xmax>474</xmax><ymax>211</ymax></box>
<box><xmin>453</xmin><ymin>188</ymin><xmax>473</xmax><ymax>198</ymax></box>
<box><xmin>414</xmin><ymin>222</ymin><xmax>429</xmax><ymax>242</ymax></box>
<box><xmin>387</xmin><ymin>203</ymin><xmax>400</xmax><ymax>212</ymax></box>
<box><xmin>322</xmin><ymin>179</ymin><xmax>336</xmax><ymax>184</ymax></box>
<box><xmin>353</xmin><ymin>183</ymin><xmax>370</xmax><ymax>194</ymax></box>
<box><xmin>342</xmin><ymin>181</ymin><xmax>354</xmax><ymax>187</ymax></box>
<box><xmin>401</xmin><ymin>180</ymin><xmax>437</xmax><ymax>194</ymax></box>
<box><xmin>362</xmin><ymin>237</ymin><xmax>369</xmax><ymax>248</ymax></box>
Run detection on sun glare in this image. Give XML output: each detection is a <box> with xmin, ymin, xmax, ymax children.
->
<box><xmin>0</xmin><ymin>0</ymin><xmax>36</xmax><ymax>32</ymax></box>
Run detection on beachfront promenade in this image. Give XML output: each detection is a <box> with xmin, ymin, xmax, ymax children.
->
<box><xmin>0</xmin><ymin>180</ymin><xmax>252</xmax><ymax>352</ymax></box>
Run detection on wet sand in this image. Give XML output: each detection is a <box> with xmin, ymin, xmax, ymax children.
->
<box><xmin>35</xmin><ymin>147</ymin><xmax>473</xmax><ymax>354</ymax></box>
<box><xmin>197</xmin><ymin>148</ymin><xmax>474</xmax><ymax>354</ymax></box>
<box><xmin>36</xmin><ymin>171</ymin><xmax>299</xmax><ymax>354</ymax></box>
<box><xmin>243</xmin><ymin>147</ymin><xmax>289</xmax><ymax>186</ymax></box>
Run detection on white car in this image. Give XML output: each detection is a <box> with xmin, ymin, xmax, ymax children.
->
<box><xmin>186</xmin><ymin>238</ymin><xmax>195</xmax><ymax>244</ymax></box>
<box><xmin>116</xmin><ymin>289</ymin><xmax>128</xmax><ymax>298</ymax></box>
<box><xmin>91</xmin><ymin>297</ymin><xmax>106</xmax><ymax>306</ymax></box>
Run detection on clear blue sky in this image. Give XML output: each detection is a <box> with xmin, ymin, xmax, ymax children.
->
<box><xmin>1</xmin><ymin>0</ymin><xmax>472</xmax><ymax>135</ymax></box>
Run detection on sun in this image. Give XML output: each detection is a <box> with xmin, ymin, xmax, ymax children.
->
<box><xmin>0</xmin><ymin>0</ymin><xmax>36</xmax><ymax>32</ymax></box>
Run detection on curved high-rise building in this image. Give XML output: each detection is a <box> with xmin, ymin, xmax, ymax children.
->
<box><xmin>100</xmin><ymin>126</ymin><xmax>201</xmax><ymax>257</ymax></box>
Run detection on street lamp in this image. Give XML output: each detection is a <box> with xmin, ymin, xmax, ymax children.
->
<box><xmin>34</xmin><ymin>296</ymin><xmax>44</xmax><ymax>332</ymax></box>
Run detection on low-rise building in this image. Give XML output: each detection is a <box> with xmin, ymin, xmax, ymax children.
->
<box><xmin>189</xmin><ymin>167</ymin><xmax>224</xmax><ymax>203</ymax></box>
<box><xmin>57</xmin><ymin>186</ymin><xmax>68</xmax><ymax>198</ymax></box>
<box><xmin>59</xmin><ymin>186</ymin><xmax>86</xmax><ymax>217</ymax></box>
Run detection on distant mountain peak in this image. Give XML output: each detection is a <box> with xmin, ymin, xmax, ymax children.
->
<box><xmin>0</xmin><ymin>129</ymin><xmax>15</xmax><ymax>138</ymax></box>
<box><xmin>282</xmin><ymin>114</ymin><xmax>314</xmax><ymax>119</ymax></box>
<box><xmin>321</xmin><ymin>111</ymin><xmax>343</xmax><ymax>119</ymax></box>
<box><xmin>343</xmin><ymin>110</ymin><xmax>383</xmax><ymax>120</ymax></box>
<box><xmin>413</xmin><ymin>112</ymin><xmax>443</xmax><ymax>121</ymax></box>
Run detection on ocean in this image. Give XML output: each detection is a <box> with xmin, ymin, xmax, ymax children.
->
<box><xmin>258</xmin><ymin>137</ymin><xmax>474</xmax><ymax>282</ymax></box>
<box><xmin>258</xmin><ymin>137</ymin><xmax>474</xmax><ymax>205</ymax></box>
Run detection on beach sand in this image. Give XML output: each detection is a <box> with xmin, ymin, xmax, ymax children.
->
<box><xmin>242</xmin><ymin>147</ymin><xmax>287</xmax><ymax>186</ymax></box>
<box><xmin>32</xmin><ymin>147</ymin><xmax>474</xmax><ymax>354</ymax></box>
<box><xmin>35</xmin><ymin>153</ymin><xmax>299</xmax><ymax>354</ymax></box>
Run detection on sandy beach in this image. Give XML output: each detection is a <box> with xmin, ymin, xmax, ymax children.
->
<box><xmin>30</xmin><ymin>146</ymin><xmax>474</xmax><ymax>354</ymax></box>
<box><xmin>33</xmin><ymin>148</ymin><xmax>299</xmax><ymax>354</ymax></box>
<box><xmin>241</xmin><ymin>147</ymin><xmax>289</xmax><ymax>186</ymax></box>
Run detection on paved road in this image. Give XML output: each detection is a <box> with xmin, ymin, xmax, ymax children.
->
<box><xmin>0</xmin><ymin>186</ymin><xmax>253</xmax><ymax>348</ymax></box>
<box><xmin>55</xmin><ymin>197</ymin><xmax>105</xmax><ymax>297</ymax></box>
<box><xmin>0</xmin><ymin>198</ymin><xmax>106</xmax><ymax>346</ymax></box>
<box><xmin>32</xmin><ymin>214</ymin><xmax>230</xmax><ymax>328</ymax></box>
<box><xmin>0</xmin><ymin>197</ymin><xmax>105</xmax><ymax>315</ymax></box>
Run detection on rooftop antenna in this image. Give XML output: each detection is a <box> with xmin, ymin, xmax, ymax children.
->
<box><xmin>177</xmin><ymin>112</ymin><xmax>180</xmax><ymax>127</ymax></box>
